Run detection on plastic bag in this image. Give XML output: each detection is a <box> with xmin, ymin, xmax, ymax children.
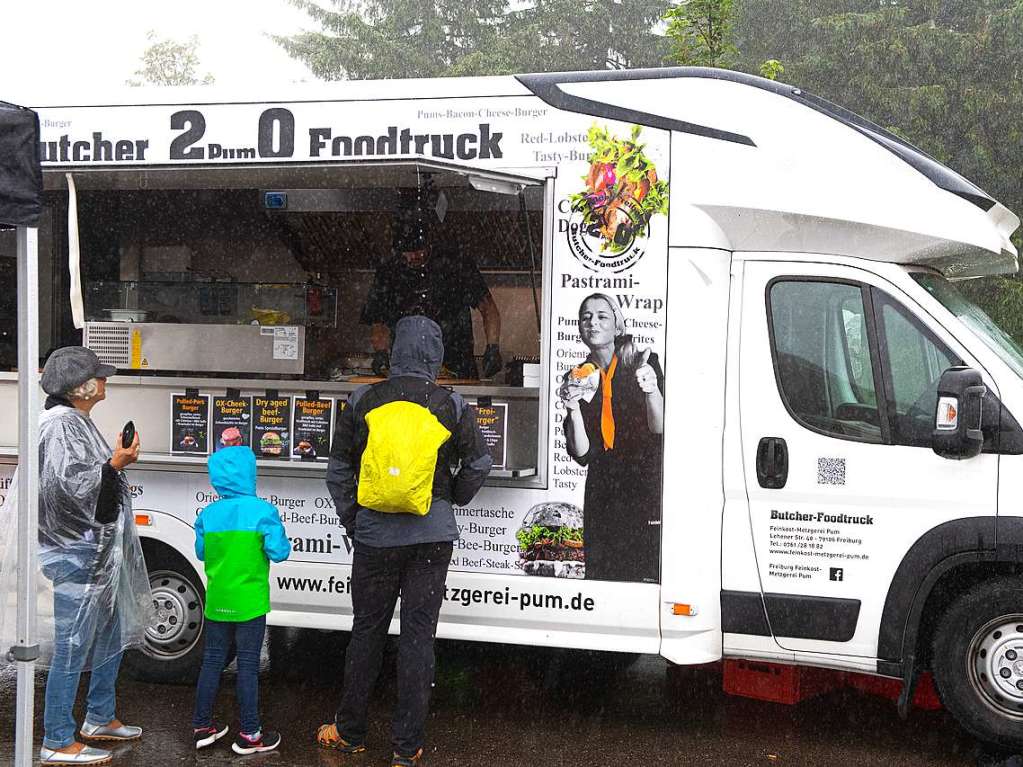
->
<box><xmin>0</xmin><ymin>405</ymin><xmax>154</xmax><ymax>672</ymax></box>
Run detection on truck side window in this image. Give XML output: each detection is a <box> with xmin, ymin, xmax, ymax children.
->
<box><xmin>875</xmin><ymin>295</ymin><xmax>958</xmax><ymax>447</ymax></box>
<box><xmin>768</xmin><ymin>281</ymin><xmax>883</xmax><ymax>443</ymax></box>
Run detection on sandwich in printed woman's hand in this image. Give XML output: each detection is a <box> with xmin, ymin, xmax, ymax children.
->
<box><xmin>516</xmin><ymin>502</ymin><xmax>584</xmax><ymax>579</ymax></box>
<box><xmin>560</xmin><ymin>361</ymin><xmax>600</xmax><ymax>403</ymax></box>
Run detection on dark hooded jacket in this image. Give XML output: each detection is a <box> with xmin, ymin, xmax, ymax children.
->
<box><xmin>327</xmin><ymin>315</ymin><xmax>493</xmax><ymax>547</ymax></box>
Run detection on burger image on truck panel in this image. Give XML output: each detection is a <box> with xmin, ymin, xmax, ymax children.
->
<box><xmin>516</xmin><ymin>502</ymin><xmax>585</xmax><ymax>579</ymax></box>
<box><xmin>6</xmin><ymin>66</ymin><xmax>1023</xmax><ymax>751</ymax></box>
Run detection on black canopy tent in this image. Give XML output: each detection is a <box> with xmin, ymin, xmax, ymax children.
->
<box><xmin>1</xmin><ymin>99</ymin><xmax>43</xmax><ymax>767</ymax></box>
<box><xmin>1</xmin><ymin>102</ymin><xmax>43</xmax><ymax>228</ymax></box>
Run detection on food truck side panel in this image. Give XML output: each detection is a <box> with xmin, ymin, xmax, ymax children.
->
<box><xmin>0</xmin><ymin>92</ymin><xmax>692</xmax><ymax>657</ymax></box>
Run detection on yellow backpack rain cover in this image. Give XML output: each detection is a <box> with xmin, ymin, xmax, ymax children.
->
<box><xmin>357</xmin><ymin>399</ymin><xmax>453</xmax><ymax>515</ymax></box>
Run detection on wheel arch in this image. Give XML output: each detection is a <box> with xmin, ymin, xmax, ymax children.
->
<box><xmin>878</xmin><ymin>516</ymin><xmax>1023</xmax><ymax>672</ymax></box>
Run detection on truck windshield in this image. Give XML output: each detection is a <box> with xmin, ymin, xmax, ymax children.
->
<box><xmin>912</xmin><ymin>272</ymin><xmax>1023</xmax><ymax>379</ymax></box>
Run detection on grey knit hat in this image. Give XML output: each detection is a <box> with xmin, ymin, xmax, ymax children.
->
<box><xmin>40</xmin><ymin>346</ymin><xmax>117</xmax><ymax>396</ymax></box>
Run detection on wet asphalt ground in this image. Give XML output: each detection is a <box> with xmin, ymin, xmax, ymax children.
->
<box><xmin>1</xmin><ymin>628</ymin><xmax>1019</xmax><ymax>767</ymax></box>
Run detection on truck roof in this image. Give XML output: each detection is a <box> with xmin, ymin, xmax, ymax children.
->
<box><xmin>25</xmin><ymin>67</ymin><xmax>1019</xmax><ymax>278</ymax></box>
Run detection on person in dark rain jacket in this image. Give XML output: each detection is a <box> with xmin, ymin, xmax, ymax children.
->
<box><xmin>318</xmin><ymin>315</ymin><xmax>492</xmax><ymax>767</ymax></box>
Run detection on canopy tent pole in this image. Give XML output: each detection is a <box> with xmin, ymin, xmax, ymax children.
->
<box><xmin>13</xmin><ymin>226</ymin><xmax>40</xmax><ymax>767</ymax></box>
<box><xmin>1</xmin><ymin>99</ymin><xmax>43</xmax><ymax>767</ymax></box>
<box><xmin>12</xmin><ymin>224</ymin><xmax>40</xmax><ymax>767</ymax></box>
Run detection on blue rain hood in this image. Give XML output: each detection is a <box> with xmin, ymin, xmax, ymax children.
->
<box><xmin>208</xmin><ymin>446</ymin><xmax>257</xmax><ymax>498</ymax></box>
<box><xmin>389</xmin><ymin>315</ymin><xmax>443</xmax><ymax>380</ymax></box>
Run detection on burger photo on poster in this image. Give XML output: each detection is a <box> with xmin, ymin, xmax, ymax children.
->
<box><xmin>516</xmin><ymin>502</ymin><xmax>584</xmax><ymax>579</ymax></box>
<box><xmin>260</xmin><ymin>430</ymin><xmax>284</xmax><ymax>456</ymax></box>
<box><xmin>293</xmin><ymin>437</ymin><xmax>316</xmax><ymax>459</ymax></box>
<box><xmin>220</xmin><ymin>426</ymin><xmax>244</xmax><ymax>448</ymax></box>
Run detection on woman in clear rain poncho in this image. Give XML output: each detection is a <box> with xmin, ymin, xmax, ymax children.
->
<box><xmin>27</xmin><ymin>346</ymin><xmax>152</xmax><ymax>765</ymax></box>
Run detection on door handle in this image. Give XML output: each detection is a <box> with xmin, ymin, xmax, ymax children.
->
<box><xmin>756</xmin><ymin>437</ymin><xmax>789</xmax><ymax>489</ymax></box>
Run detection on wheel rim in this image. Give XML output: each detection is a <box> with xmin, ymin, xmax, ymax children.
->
<box><xmin>144</xmin><ymin>569</ymin><xmax>203</xmax><ymax>660</ymax></box>
<box><xmin>968</xmin><ymin>613</ymin><xmax>1023</xmax><ymax>719</ymax></box>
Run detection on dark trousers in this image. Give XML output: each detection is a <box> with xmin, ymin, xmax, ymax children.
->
<box><xmin>193</xmin><ymin>615</ymin><xmax>266</xmax><ymax>735</ymax></box>
<box><xmin>336</xmin><ymin>541</ymin><xmax>453</xmax><ymax>756</ymax></box>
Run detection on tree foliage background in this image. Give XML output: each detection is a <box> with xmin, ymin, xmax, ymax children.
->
<box><xmin>273</xmin><ymin>0</ymin><xmax>1023</xmax><ymax>340</ymax></box>
<box><xmin>127</xmin><ymin>31</ymin><xmax>215</xmax><ymax>87</ymax></box>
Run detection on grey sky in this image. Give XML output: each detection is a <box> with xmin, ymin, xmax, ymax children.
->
<box><xmin>2</xmin><ymin>1</ymin><xmax>317</xmax><ymax>105</ymax></box>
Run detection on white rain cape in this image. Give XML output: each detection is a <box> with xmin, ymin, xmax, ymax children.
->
<box><xmin>0</xmin><ymin>404</ymin><xmax>153</xmax><ymax>672</ymax></box>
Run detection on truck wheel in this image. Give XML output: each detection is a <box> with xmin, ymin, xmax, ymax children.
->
<box><xmin>121</xmin><ymin>550</ymin><xmax>206</xmax><ymax>685</ymax></box>
<box><xmin>932</xmin><ymin>576</ymin><xmax>1023</xmax><ymax>750</ymax></box>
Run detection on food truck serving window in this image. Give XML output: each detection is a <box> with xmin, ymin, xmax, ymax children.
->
<box><xmin>30</xmin><ymin>160</ymin><xmax>550</xmax><ymax>481</ymax></box>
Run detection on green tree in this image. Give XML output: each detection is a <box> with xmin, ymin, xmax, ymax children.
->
<box><xmin>272</xmin><ymin>0</ymin><xmax>506</xmax><ymax>79</ymax></box>
<box><xmin>273</xmin><ymin>0</ymin><xmax>671</xmax><ymax>78</ymax></box>
<box><xmin>732</xmin><ymin>1</ymin><xmax>1023</xmax><ymax>341</ymax></box>
<box><xmin>497</xmin><ymin>0</ymin><xmax>671</xmax><ymax>72</ymax></box>
<box><xmin>661</xmin><ymin>0</ymin><xmax>784</xmax><ymax>80</ymax></box>
<box><xmin>663</xmin><ymin>0</ymin><xmax>737</xmax><ymax>67</ymax></box>
<box><xmin>127</xmin><ymin>31</ymin><xmax>215</xmax><ymax>87</ymax></box>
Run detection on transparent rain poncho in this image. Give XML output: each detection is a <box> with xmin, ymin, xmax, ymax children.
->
<box><xmin>0</xmin><ymin>404</ymin><xmax>153</xmax><ymax>672</ymax></box>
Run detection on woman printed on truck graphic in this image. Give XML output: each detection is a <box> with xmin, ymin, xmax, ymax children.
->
<box><xmin>559</xmin><ymin>293</ymin><xmax>664</xmax><ymax>583</ymax></box>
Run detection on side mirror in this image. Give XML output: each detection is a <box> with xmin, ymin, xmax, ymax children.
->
<box><xmin>932</xmin><ymin>366</ymin><xmax>986</xmax><ymax>460</ymax></box>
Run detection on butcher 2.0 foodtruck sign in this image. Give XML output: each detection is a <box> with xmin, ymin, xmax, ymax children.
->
<box><xmin>36</xmin><ymin>97</ymin><xmax>564</xmax><ymax>168</ymax></box>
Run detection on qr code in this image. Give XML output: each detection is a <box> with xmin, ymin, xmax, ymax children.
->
<box><xmin>817</xmin><ymin>457</ymin><xmax>846</xmax><ymax>485</ymax></box>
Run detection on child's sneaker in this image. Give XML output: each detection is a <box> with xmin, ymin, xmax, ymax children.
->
<box><xmin>194</xmin><ymin>723</ymin><xmax>229</xmax><ymax>750</ymax></box>
<box><xmin>391</xmin><ymin>748</ymin><xmax>424</xmax><ymax>767</ymax></box>
<box><xmin>231</xmin><ymin>730</ymin><xmax>281</xmax><ymax>755</ymax></box>
<box><xmin>316</xmin><ymin>723</ymin><xmax>366</xmax><ymax>753</ymax></box>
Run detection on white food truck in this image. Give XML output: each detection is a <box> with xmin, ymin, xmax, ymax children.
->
<box><xmin>2</xmin><ymin>67</ymin><xmax>1022</xmax><ymax>748</ymax></box>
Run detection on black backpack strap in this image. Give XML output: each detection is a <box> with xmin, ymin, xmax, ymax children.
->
<box><xmin>426</xmin><ymin>385</ymin><xmax>456</xmax><ymax>425</ymax></box>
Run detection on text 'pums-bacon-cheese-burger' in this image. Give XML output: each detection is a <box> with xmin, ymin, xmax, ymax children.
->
<box><xmin>516</xmin><ymin>502</ymin><xmax>584</xmax><ymax>579</ymax></box>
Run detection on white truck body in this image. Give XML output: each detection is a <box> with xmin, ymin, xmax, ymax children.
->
<box><xmin>2</xmin><ymin>67</ymin><xmax>1021</xmax><ymax>746</ymax></box>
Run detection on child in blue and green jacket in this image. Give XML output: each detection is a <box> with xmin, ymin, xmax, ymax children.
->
<box><xmin>192</xmin><ymin>446</ymin><xmax>291</xmax><ymax>755</ymax></box>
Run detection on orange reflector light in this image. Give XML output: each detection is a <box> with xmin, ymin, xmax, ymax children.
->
<box><xmin>672</xmin><ymin>603</ymin><xmax>696</xmax><ymax>616</ymax></box>
<box><xmin>134</xmin><ymin>514</ymin><xmax>152</xmax><ymax>526</ymax></box>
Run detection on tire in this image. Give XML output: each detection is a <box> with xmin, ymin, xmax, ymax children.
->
<box><xmin>931</xmin><ymin>576</ymin><xmax>1023</xmax><ymax>750</ymax></box>
<box><xmin>121</xmin><ymin>547</ymin><xmax>206</xmax><ymax>685</ymax></box>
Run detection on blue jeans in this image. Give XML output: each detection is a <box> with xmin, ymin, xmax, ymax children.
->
<box><xmin>42</xmin><ymin>557</ymin><xmax>124</xmax><ymax>750</ymax></box>
<box><xmin>192</xmin><ymin>615</ymin><xmax>265</xmax><ymax>735</ymax></box>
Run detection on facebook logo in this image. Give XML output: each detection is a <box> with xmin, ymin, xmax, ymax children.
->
<box><xmin>830</xmin><ymin>568</ymin><xmax>844</xmax><ymax>582</ymax></box>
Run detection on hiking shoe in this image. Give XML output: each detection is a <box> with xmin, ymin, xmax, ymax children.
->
<box><xmin>231</xmin><ymin>730</ymin><xmax>281</xmax><ymax>755</ymax></box>
<box><xmin>193</xmin><ymin>723</ymin><xmax>229</xmax><ymax>750</ymax></box>
<box><xmin>391</xmin><ymin>748</ymin><xmax>424</xmax><ymax>767</ymax></box>
<box><xmin>316</xmin><ymin>723</ymin><xmax>366</xmax><ymax>753</ymax></box>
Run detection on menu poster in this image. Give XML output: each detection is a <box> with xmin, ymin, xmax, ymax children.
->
<box><xmin>291</xmin><ymin>397</ymin><xmax>333</xmax><ymax>461</ymax></box>
<box><xmin>170</xmin><ymin>393</ymin><xmax>210</xmax><ymax>455</ymax></box>
<box><xmin>212</xmin><ymin>395</ymin><xmax>252</xmax><ymax>452</ymax></box>
<box><xmin>252</xmin><ymin>395</ymin><xmax>292</xmax><ymax>459</ymax></box>
<box><xmin>472</xmin><ymin>402</ymin><xmax>508</xmax><ymax>470</ymax></box>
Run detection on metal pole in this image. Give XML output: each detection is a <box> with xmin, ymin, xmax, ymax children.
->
<box><xmin>12</xmin><ymin>225</ymin><xmax>40</xmax><ymax>767</ymax></box>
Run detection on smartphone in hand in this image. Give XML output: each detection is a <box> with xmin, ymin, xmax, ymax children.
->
<box><xmin>121</xmin><ymin>420</ymin><xmax>136</xmax><ymax>448</ymax></box>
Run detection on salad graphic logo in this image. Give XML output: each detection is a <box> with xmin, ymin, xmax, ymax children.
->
<box><xmin>564</xmin><ymin>124</ymin><xmax>669</xmax><ymax>273</ymax></box>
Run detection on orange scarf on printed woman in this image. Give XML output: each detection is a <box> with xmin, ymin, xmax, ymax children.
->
<box><xmin>599</xmin><ymin>355</ymin><xmax>618</xmax><ymax>450</ymax></box>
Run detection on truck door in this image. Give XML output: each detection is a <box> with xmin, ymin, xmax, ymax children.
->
<box><xmin>737</xmin><ymin>260</ymin><xmax>998</xmax><ymax>659</ymax></box>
